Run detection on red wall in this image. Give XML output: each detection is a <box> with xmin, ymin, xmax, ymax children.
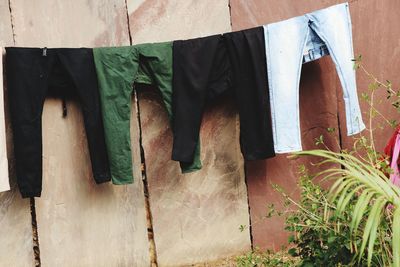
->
<box><xmin>230</xmin><ymin>0</ymin><xmax>400</xmax><ymax>250</ymax></box>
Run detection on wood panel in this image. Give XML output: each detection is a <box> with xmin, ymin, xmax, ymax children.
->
<box><xmin>0</xmin><ymin>0</ymin><xmax>34</xmax><ymax>266</ymax></box>
<box><xmin>128</xmin><ymin>0</ymin><xmax>251</xmax><ymax>265</ymax></box>
<box><xmin>9</xmin><ymin>0</ymin><xmax>150</xmax><ymax>266</ymax></box>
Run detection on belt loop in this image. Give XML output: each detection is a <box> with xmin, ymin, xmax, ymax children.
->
<box><xmin>308</xmin><ymin>49</ymin><xmax>314</xmax><ymax>60</ymax></box>
<box><xmin>42</xmin><ymin>47</ymin><xmax>47</xmax><ymax>57</ymax></box>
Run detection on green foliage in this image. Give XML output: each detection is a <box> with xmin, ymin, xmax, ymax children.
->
<box><xmin>236</xmin><ymin>249</ymin><xmax>298</xmax><ymax>267</ymax></box>
<box><xmin>256</xmin><ymin>157</ymin><xmax>396</xmax><ymax>267</ymax></box>
<box><xmin>292</xmin><ymin>150</ymin><xmax>399</xmax><ymax>267</ymax></box>
<box><xmin>237</xmin><ymin>56</ymin><xmax>400</xmax><ymax>267</ymax></box>
<box><xmin>283</xmin><ymin>174</ymin><xmax>355</xmax><ymax>266</ymax></box>
<box><xmin>281</xmin><ymin>56</ymin><xmax>400</xmax><ymax>267</ymax></box>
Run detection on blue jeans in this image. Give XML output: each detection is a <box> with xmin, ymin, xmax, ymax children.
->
<box><xmin>264</xmin><ymin>2</ymin><xmax>365</xmax><ymax>153</ymax></box>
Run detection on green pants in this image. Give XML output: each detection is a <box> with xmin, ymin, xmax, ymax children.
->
<box><xmin>93</xmin><ymin>43</ymin><xmax>201</xmax><ymax>184</ymax></box>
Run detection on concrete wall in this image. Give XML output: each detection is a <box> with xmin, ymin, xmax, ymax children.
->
<box><xmin>0</xmin><ymin>0</ymin><xmax>33</xmax><ymax>266</ymax></box>
<box><xmin>126</xmin><ymin>1</ymin><xmax>251</xmax><ymax>266</ymax></box>
<box><xmin>0</xmin><ymin>1</ymin><xmax>248</xmax><ymax>266</ymax></box>
<box><xmin>0</xmin><ymin>0</ymin><xmax>399</xmax><ymax>266</ymax></box>
<box><xmin>230</xmin><ymin>0</ymin><xmax>400</xmax><ymax>250</ymax></box>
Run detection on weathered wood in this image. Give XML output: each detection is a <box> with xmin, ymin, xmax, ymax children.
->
<box><xmin>0</xmin><ymin>0</ymin><xmax>34</xmax><ymax>266</ymax></box>
<box><xmin>9</xmin><ymin>0</ymin><xmax>150</xmax><ymax>266</ymax></box>
<box><xmin>127</xmin><ymin>0</ymin><xmax>251</xmax><ymax>265</ymax></box>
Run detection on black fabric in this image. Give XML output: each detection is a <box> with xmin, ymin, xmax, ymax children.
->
<box><xmin>172</xmin><ymin>35</ymin><xmax>231</xmax><ymax>162</ymax></box>
<box><xmin>224</xmin><ymin>27</ymin><xmax>275</xmax><ymax>160</ymax></box>
<box><xmin>172</xmin><ymin>27</ymin><xmax>275</xmax><ymax>163</ymax></box>
<box><xmin>5</xmin><ymin>47</ymin><xmax>111</xmax><ymax>198</ymax></box>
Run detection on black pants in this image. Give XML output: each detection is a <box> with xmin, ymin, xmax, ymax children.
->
<box><xmin>5</xmin><ymin>48</ymin><xmax>111</xmax><ymax>198</ymax></box>
<box><xmin>172</xmin><ymin>27</ymin><xmax>275</xmax><ymax>163</ymax></box>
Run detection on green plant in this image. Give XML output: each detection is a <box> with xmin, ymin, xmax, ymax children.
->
<box><xmin>236</xmin><ymin>248</ymin><xmax>298</xmax><ymax>267</ymax></box>
<box><xmin>268</xmin><ymin>168</ymin><xmax>368</xmax><ymax>267</ymax></box>
<box><xmin>240</xmin><ymin>167</ymin><xmax>365</xmax><ymax>266</ymax></box>
<box><xmin>238</xmin><ymin>57</ymin><xmax>400</xmax><ymax>267</ymax></box>
<box><xmin>291</xmin><ymin>149</ymin><xmax>399</xmax><ymax>267</ymax></box>
<box><xmin>286</xmin><ymin>57</ymin><xmax>400</xmax><ymax>267</ymax></box>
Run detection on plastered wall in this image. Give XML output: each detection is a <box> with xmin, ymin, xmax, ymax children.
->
<box><xmin>1</xmin><ymin>0</ymin><xmax>399</xmax><ymax>266</ymax></box>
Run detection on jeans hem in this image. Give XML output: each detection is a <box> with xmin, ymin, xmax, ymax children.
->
<box><xmin>347</xmin><ymin>123</ymin><xmax>366</xmax><ymax>136</ymax></box>
<box><xmin>274</xmin><ymin>147</ymin><xmax>303</xmax><ymax>154</ymax></box>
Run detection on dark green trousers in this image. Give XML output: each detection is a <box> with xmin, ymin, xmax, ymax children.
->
<box><xmin>94</xmin><ymin>42</ymin><xmax>201</xmax><ymax>184</ymax></box>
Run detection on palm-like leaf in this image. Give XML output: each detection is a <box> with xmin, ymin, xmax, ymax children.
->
<box><xmin>294</xmin><ymin>149</ymin><xmax>400</xmax><ymax>267</ymax></box>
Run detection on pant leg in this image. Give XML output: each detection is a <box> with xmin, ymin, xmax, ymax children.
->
<box><xmin>5</xmin><ymin>48</ymin><xmax>49</xmax><ymax>198</ymax></box>
<box><xmin>136</xmin><ymin>42</ymin><xmax>202</xmax><ymax>173</ymax></box>
<box><xmin>0</xmin><ymin>49</ymin><xmax>10</xmax><ymax>193</ymax></box>
<box><xmin>311</xmin><ymin>3</ymin><xmax>365</xmax><ymax>135</ymax></box>
<box><xmin>264</xmin><ymin>16</ymin><xmax>310</xmax><ymax>153</ymax></box>
<box><xmin>93</xmin><ymin>46</ymin><xmax>139</xmax><ymax>185</ymax></box>
<box><xmin>172</xmin><ymin>35</ymin><xmax>230</xmax><ymax>163</ymax></box>
<box><xmin>224</xmin><ymin>27</ymin><xmax>275</xmax><ymax>160</ymax></box>
<box><xmin>58</xmin><ymin>48</ymin><xmax>111</xmax><ymax>184</ymax></box>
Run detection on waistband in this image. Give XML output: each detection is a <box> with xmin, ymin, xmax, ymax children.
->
<box><xmin>175</xmin><ymin>33</ymin><xmax>223</xmax><ymax>44</ymax></box>
<box><xmin>5</xmin><ymin>47</ymin><xmax>92</xmax><ymax>55</ymax></box>
<box><xmin>175</xmin><ymin>26</ymin><xmax>263</xmax><ymax>43</ymax></box>
<box><xmin>224</xmin><ymin>26</ymin><xmax>263</xmax><ymax>37</ymax></box>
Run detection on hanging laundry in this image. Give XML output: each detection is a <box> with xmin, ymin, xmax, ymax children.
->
<box><xmin>5</xmin><ymin>47</ymin><xmax>111</xmax><ymax>198</ymax></box>
<box><xmin>224</xmin><ymin>28</ymin><xmax>275</xmax><ymax>160</ymax></box>
<box><xmin>263</xmin><ymin>2</ymin><xmax>365</xmax><ymax>153</ymax></box>
<box><xmin>172</xmin><ymin>27</ymin><xmax>275</xmax><ymax>164</ymax></box>
<box><xmin>0</xmin><ymin>48</ymin><xmax>10</xmax><ymax>193</ymax></box>
<box><xmin>93</xmin><ymin>42</ymin><xmax>202</xmax><ymax>185</ymax></box>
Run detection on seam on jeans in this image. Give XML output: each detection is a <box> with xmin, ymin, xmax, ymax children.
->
<box><xmin>309</xmin><ymin>12</ymin><xmax>356</xmax><ymax>135</ymax></box>
<box><xmin>264</xmin><ymin>25</ymin><xmax>278</xmax><ymax>151</ymax></box>
<box><xmin>344</xmin><ymin>3</ymin><xmax>357</xmax><ymax>134</ymax></box>
<box><xmin>345</xmin><ymin>3</ymin><xmax>365</xmax><ymax>134</ymax></box>
<box><xmin>293</xmin><ymin>22</ymin><xmax>311</xmax><ymax>152</ymax></box>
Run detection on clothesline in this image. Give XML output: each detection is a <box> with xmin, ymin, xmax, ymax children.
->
<box><xmin>1</xmin><ymin>2</ymin><xmax>366</xmax><ymax>198</ymax></box>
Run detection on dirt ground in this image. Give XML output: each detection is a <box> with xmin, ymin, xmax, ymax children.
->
<box><xmin>188</xmin><ymin>256</ymin><xmax>238</xmax><ymax>267</ymax></box>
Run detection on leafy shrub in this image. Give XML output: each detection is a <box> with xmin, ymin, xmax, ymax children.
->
<box><xmin>236</xmin><ymin>248</ymin><xmax>298</xmax><ymax>267</ymax></box>
<box><xmin>237</xmin><ymin>58</ymin><xmax>400</xmax><ymax>267</ymax></box>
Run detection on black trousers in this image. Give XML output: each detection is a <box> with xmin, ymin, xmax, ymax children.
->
<box><xmin>172</xmin><ymin>27</ymin><xmax>275</xmax><ymax>163</ymax></box>
<box><xmin>5</xmin><ymin>48</ymin><xmax>111</xmax><ymax>198</ymax></box>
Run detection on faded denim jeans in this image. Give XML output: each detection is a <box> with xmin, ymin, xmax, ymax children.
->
<box><xmin>264</xmin><ymin>2</ymin><xmax>365</xmax><ymax>153</ymax></box>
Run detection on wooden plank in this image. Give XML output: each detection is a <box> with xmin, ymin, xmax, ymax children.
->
<box><xmin>229</xmin><ymin>0</ymin><xmax>344</xmax><ymax>250</ymax></box>
<box><xmin>9</xmin><ymin>0</ymin><xmax>150</xmax><ymax>266</ymax></box>
<box><xmin>127</xmin><ymin>1</ymin><xmax>252</xmax><ymax>266</ymax></box>
<box><xmin>0</xmin><ymin>0</ymin><xmax>34</xmax><ymax>266</ymax></box>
